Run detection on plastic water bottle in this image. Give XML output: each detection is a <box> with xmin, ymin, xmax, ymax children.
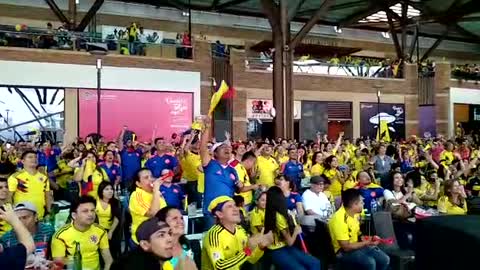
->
<box><xmin>370</xmin><ymin>198</ymin><xmax>378</xmax><ymax>214</ymax></box>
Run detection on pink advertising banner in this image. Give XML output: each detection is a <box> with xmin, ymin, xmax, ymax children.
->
<box><xmin>79</xmin><ymin>89</ymin><xmax>193</xmax><ymax>141</ymax></box>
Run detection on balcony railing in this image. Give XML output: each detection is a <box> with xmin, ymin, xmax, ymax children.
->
<box><xmin>245</xmin><ymin>57</ymin><xmax>403</xmax><ymax>78</ymax></box>
<box><xmin>0</xmin><ymin>29</ymin><xmax>193</xmax><ymax>60</ymax></box>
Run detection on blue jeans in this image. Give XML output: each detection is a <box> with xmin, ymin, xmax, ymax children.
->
<box><xmin>336</xmin><ymin>246</ymin><xmax>390</xmax><ymax>270</ymax></box>
<box><xmin>268</xmin><ymin>246</ymin><xmax>321</xmax><ymax>270</ymax></box>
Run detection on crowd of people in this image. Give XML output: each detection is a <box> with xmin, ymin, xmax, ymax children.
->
<box><xmin>452</xmin><ymin>64</ymin><xmax>480</xmax><ymax>82</ymax></box>
<box><xmin>0</xmin><ymin>115</ymin><xmax>480</xmax><ymax>270</ymax></box>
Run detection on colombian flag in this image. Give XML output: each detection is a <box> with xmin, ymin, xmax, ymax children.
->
<box><xmin>208</xmin><ymin>80</ymin><xmax>235</xmax><ymax>117</ymax></box>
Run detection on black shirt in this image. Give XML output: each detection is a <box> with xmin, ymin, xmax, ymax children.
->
<box><xmin>0</xmin><ymin>244</ymin><xmax>27</xmax><ymax>270</ymax></box>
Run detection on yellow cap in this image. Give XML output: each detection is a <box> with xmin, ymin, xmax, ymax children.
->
<box><xmin>208</xmin><ymin>196</ymin><xmax>234</xmax><ymax>214</ymax></box>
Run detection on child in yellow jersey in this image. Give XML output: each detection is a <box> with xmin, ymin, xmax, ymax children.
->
<box><xmin>51</xmin><ymin>195</ymin><xmax>113</xmax><ymax>270</ymax></box>
<box><xmin>249</xmin><ymin>191</ymin><xmax>266</xmax><ymax>234</ymax></box>
<box><xmin>264</xmin><ymin>187</ymin><xmax>321</xmax><ymax>269</ymax></box>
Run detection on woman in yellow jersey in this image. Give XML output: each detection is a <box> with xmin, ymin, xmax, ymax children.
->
<box><xmin>438</xmin><ymin>179</ymin><xmax>468</xmax><ymax>215</ymax></box>
<box><xmin>73</xmin><ymin>151</ymin><xmax>107</xmax><ymax>199</ymax></box>
<box><xmin>129</xmin><ymin>168</ymin><xmax>167</xmax><ymax>248</ymax></box>
<box><xmin>298</xmin><ymin>146</ymin><xmax>312</xmax><ymax>177</ymax></box>
<box><xmin>417</xmin><ymin>171</ymin><xmax>442</xmax><ymax>207</ymax></box>
<box><xmin>249</xmin><ymin>191</ymin><xmax>267</xmax><ymax>234</ymax></box>
<box><xmin>322</xmin><ymin>155</ymin><xmax>344</xmax><ymax>197</ymax></box>
<box><xmin>275</xmin><ymin>146</ymin><xmax>289</xmax><ymax>164</ymax></box>
<box><xmin>350</xmin><ymin>149</ymin><xmax>367</xmax><ymax>172</ymax></box>
<box><xmin>264</xmin><ymin>186</ymin><xmax>321</xmax><ymax>270</ymax></box>
<box><xmin>310</xmin><ymin>151</ymin><xmax>325</xmax><ymax>177</ymax></box>
<box><xmin>96</xmin><ymin>181</ymin><xmax>121</xmax><ymax>258</ymax></box>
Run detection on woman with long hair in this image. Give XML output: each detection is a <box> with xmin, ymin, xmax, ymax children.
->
<box><xmin>384</xmin><ymin>172</ymin><xmax>421</xmax><ymax>207</ymax></box>
<box><xmin>249</xmin><ymin>191</ymin><xmax>267</xmax><ymax>234</ymax></box>
<box><xmin>156</xmin><ymin>206</ymin><xmax>198</xmax><ymax>270</ymax></box>
<box><xmin>73</xmin><ymin>151</ymin><xmax>107</xmax><ymax>199</ymax></box>
<box><xmin>264</xmin><ymin>186</ymin><xmax>320</xmax><ymax>270</ymax></box>
<box><xmin>275</xmin><ymin>175</ymin><xmax>304</xmax><ymax>215</ymax></box>
<box><xmin>323</xmin><ymin>155</ymin><xmax>344</xmax><ymax>198</ymax></box>
<box><xmin>310</xmin><ymin>151</ymin><xmax>324</xmax><ymax>177</ymax></box>
<box><xmin>438</xmin><ymin>179</ymin><xmax>468</xmax><ymax>215</ymax></box>
<box><xmin>99</xmin><ymin>150</ymin><xmax>122</xmax><ymax>185</ymax></box>
<box><xmin>97</xmin><ymin>181</ymin><xmax>121</xmax><ymax>258</ymax></box>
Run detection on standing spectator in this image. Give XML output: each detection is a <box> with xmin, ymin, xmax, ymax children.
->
<box><xmin>0</xmin><ymin>202</ymin><xmax>54</xmax><ymax>259</ymax></box>
<box><xmin>146</xmin><ymin>138</ymin><xmax>179</xmax><ymax>179</ymax></box>
<box><xmin>256</xmin><ymin>144</ymin><xmax>279</xmax><ymax>188</ymax></box>
<box><xmin>370</xmin><ymin>144</ymin><xmax>395</xmax><ymax>186</ymax></box>
<box><xmin>128</xmin><ymin>22</ymin><xmax>138</xmax><ymax>54</ymax></box>
<box><xmin>8</xmin><ymin>150</ymin><xmax>51</xmax><ymax>219</ymax></box>
<box><xmin>51</xmin><ymin>195</ymin><xmax>113</xmax><ymax>270</ymax></box>
<box><xmin>281</xmin><ymin>147</ymin><xmax>304</xmax><ymax>191</ymax></box>
<box><xmin>118</xmin><ymin>127</ymin><xmax>142</xmax><ymax>189</ymax></box>
<box><xmin>160</xmin><ymin>169</ymin><xmax>186</xmax><ymax>210</ymax></box>
<box><xmin>137</xmin><ymin>27</ymin><xmax>147</xmax><ymax>56</ymax></box>
<box><xmin>0</xmin><ymin>204</ymin><xmax>36</xmax><ymax>270</ymax></box>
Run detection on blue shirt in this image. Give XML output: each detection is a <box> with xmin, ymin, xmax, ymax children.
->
<box><xmin>46</xmin><ymin>147</ymin><xmax>61</xmax><ymax>173</ymax></box>
<box><xmin>120</xmin><ymin>147</ymin><xmax>142</xmax><ymax>182</ymax></box>
<box><xmin>286</xmin><ymin>192</ymin><xmax>302</xmax><ymax>211</ymax></box>
<box><xmin>161</xmin><ymin>184</ymin><xmax>186</xmax><ymax>210</ymax></box>
<box><xmin>358</xmin><ymin>184</ymin><xmax>385</xmax><ymax>212</ymax></box>
<box><xmin>145</xmin><ymin>154</ymin><xmax>179</xmax><ymax>178</ymax></box>
<box><xmin>99</xmin><ymin>162</ymin><xmax>122</xmax><ymax>183</ymax></box>
<box><xmin>282</xmin><ymin>160</ymin><xmax>304</xmax><ymax>184</ymax></box>
<box><xmin>37</xmin><ymin>150</ymin><xmax>47</xmax><ymax>167</ymax></box>
<box><xmin>203</xmin><ymin>159</ymin><xmax>239</xmax><ymax>214</ymax></box>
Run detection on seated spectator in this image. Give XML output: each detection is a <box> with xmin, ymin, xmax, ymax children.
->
<box><xmin>384</xmin><ymin>172</ymin><xmax>419</xmax><ymax>219</ymax></box>
<box><xmin>353</xmin><ymin>171</ymin><xmax>384</xmax><ymax>213</ymax></box>
<box><xmin>0</xmin><ymin>178</ymin><xmax>11</xmax><ymax>237</ymax></box>
<box><xmin>302</xmin><ymin>176</ymin><xmax>332</xmax><ymax>218</ymax></box>
<box><xmin>51</xmin><ymin>195</ymin><xmax>113</xmax><ymax>270</ymax></box>
<box><xmin>0</xmin><ymin>202</ymin><xmax>54</xmax><ymax>260</ymax></box>
<box><xmin>329</xmin><ymin>189</ymin><xmax>390</xmax><ymax>270</ymax></box>
<box><xmin>111</xmin><ymin>217</ymin><xmax>181</xmax><ymax>270</ymax></box>
<box><xmin>438</xmin><ymin>179</ymin><xmax>468</xmax><ymax>215</ymax></box>
<box><xmin>147</xmin><ymin>32</ymin><xmax>159</xmax><ymax>43</ymax></box>
<box><xmin>275</xmin><ymin>175</ymin><xmax>304</xmax><ymax>215</ymax></box>
<box><xmin>0</xmin><ymin>204</ymin><xmax>36</xmax><ymax>270</ymax></box>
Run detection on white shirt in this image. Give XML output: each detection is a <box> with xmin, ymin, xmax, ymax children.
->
<box><xmin>384</xmin><ymin>189</ymin><xmax>417</xmax><ymax>210</ymax></box>
<box><xmin>302</xmin><ymin>189</ymin><xmax>331</xmax><ymax>216</ymax></box>
<box><xmin>138</xmin><ymin>33</ymin><xmax>147</xmax><ymax>43</ymax></box>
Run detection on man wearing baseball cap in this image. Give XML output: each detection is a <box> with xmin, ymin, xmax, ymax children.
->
<box><xmin>201</xmin><ymin>196</ymin><xmax>273</xmax><ymax>270</ymax></box>
<box><xmin>112</xmin><ymin>217</ymin><xmax>197</xmax><ymax>270</ymax></box>
<box><xmin>0</xmin><ymin>202</ymin><xmax>54</xmax><ymax>259</ymax></box>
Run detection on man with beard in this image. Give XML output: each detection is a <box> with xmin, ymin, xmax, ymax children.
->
<box><xmin>51</xmin><ymin>195</ymin><xmax>113</xmax><ymax>270</ymax></box>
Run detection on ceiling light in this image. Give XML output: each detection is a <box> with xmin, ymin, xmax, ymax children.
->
<box><xmin>334</xmin><ymin>26</ymin><xmax>342</xmax><ymax>33</ymax></box>
<box><xmin>382</xmin><ymin>32</ymin><xmax>390</xmax><ymax>38</ymax></box>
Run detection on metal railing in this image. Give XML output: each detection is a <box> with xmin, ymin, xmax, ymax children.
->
<box><xmin>245</xmin><ymin>57</ymin><xmax>403</xmax><ymax>78</ymax></box>
<box><xmin>0</xmin><ymin>29</ymin><xmax>193</xmax><ymax>59</ymax></box>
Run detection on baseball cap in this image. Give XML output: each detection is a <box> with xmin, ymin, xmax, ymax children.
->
<box><xmin>14</xmin><ymin>202</ymin><xmax>37</xmax><ymax>214</ymax></box>
<box><xmin>310</xmin><ymin>175</ymin><xmax>327</xmax><ymax>185</ymax></box>
<box><xmin>208</xmin><ymin>196</ymin><xmax>234</xmax><ymax>215</ymax></box>
<box><xmin>211</xmin><ymin>142</ymin><xmax>229</xmax><ymax>153</ymax></box>
<box><xmin>136</xmin><ymin>217</ymin><xmax>170</xmax><ymax>242</ymax></box>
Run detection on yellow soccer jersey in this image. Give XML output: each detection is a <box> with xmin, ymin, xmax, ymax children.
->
<box><xmin>8</xmin><ymin>170</ymin><xmax>50</xmax><ymax>218</ymax></box>
<box><xmin>201</xmin><ymin>224</ymin><xmax>263</xmax><ymax>270</ymax></box>
<box><xmin>129</xmin><ymin>187</ymin><xmax>167</xmax><ymax>244</ymax></box>
<box><xmin>181</xmin><ymin>152</ymin><xmax>201</xmax><ymax>182</ymax></box>
<box><xmin>51</xmin><ymin>223</ymin><xmax>109</xmax><ymax>270</ymax></box>
<box><xmin>256</xmin><ymin>156</ymin><xmax>279</xmax><ymax>187</ymax></box>
<box><xmin>234</xmin><ymin>163</ymin><xmax>253</xmax><ymax>205</ymax></box>
<box><xmin>328</xmin><ymin>206</ymin><xmax>360</xmax><ymax>253</ymax></box>
<box><xmin>268</xmin><ymin>213</ymin><xmax>289</xmax><ymax>250</ymax></box>
<box><xmin>0</xmin><ymin>203</ymin><xmax>12</xmax><ymax>237</ymax></box>
<box><xmin>437</xmin><ymin>196</ymin><xmax>467</xmax><ymax>215</ymax></box>
<box><xmin>54</xmin><ymin>159</ymin><xmax>74</xmax><ymax>189</ymax></box>
<box><xmin>249</xmin><ymin>207</ymin><xmax>265</xmax><ymax>234</ymax></box>
<box><xmin>96</xmin><ymin>200</ymin><xmax>113</xmax><ymax>231</ymax></box>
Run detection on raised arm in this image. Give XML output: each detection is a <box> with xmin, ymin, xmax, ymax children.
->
<box><xmin>332</xmin><ymin>132</ymin><xmax>344</xmax><ymax>154</ymax></box>
<box><xmin>200</xmin><ymin>117</ymin><xmax>212</xmax><ymax>167</ymax></box>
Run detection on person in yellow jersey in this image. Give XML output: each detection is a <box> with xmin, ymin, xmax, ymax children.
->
<box><xmin>8</xmin><ymin>150</ymin><xmax>51</xmax><ymax>219</ymax></box>
<box><xmin>439</xmin><ymin>141</ymin><xmax>455</xmax><ymax>166</ymax></box>
<box><xmin>256</xmin><ymin>144</ymin><xmax>279</xmax><ymax>187</ymax></box>
<box><xmin>51</xmin><ymin>195</ymin><xmax>113</xmax><ymax>270</ymax></box>
<box><xmin>249</xmin><ymin>191</ymin><xmax>266</xmax><ymax>234</ymax></box>
<box><xmin>310</xmin><ymin>151</ymin><xmax>325</xmax><ymax>177</ymax></box>
<box><xmin>322</xmin><ymin>155</ymin><xmax>344</xmax><ymax>198</ymax></box>
<box><xmin>275</xmin><ymin>146</ymin><xmax>289</xmax><ymax>165</ymax></box>
<box><xmin>96</xmin><ymin>181</ymin><xmax>121</xmax><ymax>258</ymax></box>
<box><xmin>329</xmin><ymin>189</ymin><xmax>389</xmax><ymax>270</ymax></box>
<box><xmin>201</xmin><ymin>196</ymin><xmax>273</xmax><ymax>270</ymax></box>
<box><xmin>350</xmin><ymin>149</ymin><xmax>367</xmax><ymax>172</ymax></box>
<box><xmin>0</xmin><ymin>178</ymin><xmax>11</xmax><ymax>237</ymax></box>
<box><xmin>129</xmin><ymin>168</ymin><xmax>167</xmax><ymax>248</ymax></box>
<box><xmin>179</xmin><ymin>134</ymin><xmax>202</xmax><ymax>207</ymax></box>
<box><xmin>53</xmin><ymin>152</ymin><xmax>75</xmax><ymax>201</ymax></box>
<box><xmin>438</xmin><ymin>179</ymin><xmax>468</xmax><ymax>215</ymax></box>
<box><xmin>73</xmin><ymin>152</ymin><xmax>108</xmax><ymax>199</ymax></box>
<box><xmin>233</xmin><ymin>151</ymin><xmax>259</xmax><ymax>209</ymax></box>
<box><xmin>264</xmin><ymin>186</ymin><xmax>320</xmax><ymax>270</ymax></box>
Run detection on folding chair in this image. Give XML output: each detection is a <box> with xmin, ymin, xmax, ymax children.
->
<box><xmin>372</xmin><ymin>211</ymin><xmax>415</xmax><ymax>270</ymax></box>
